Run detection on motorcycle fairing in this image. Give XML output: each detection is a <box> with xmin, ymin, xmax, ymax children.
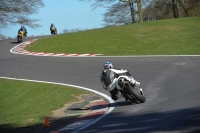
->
<box><xmin>18</xmin><ymin>31</ymin><xmax>24</xmax><ymax>37</ymax></box>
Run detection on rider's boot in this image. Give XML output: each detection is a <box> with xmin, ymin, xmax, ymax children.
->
<box><xmin>110</xmin><ymin>88</ymin><xmax>120</xmax><ymax>100</ymax></box>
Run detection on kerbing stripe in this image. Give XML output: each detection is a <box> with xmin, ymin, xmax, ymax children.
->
<box><xmin>10</xmin><ymin>40</ymin><xmax>102</xmax><ymax>57</ymax></box>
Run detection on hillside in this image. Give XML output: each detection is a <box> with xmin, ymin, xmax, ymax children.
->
<box><xmin>26</xmin><ymin>17</ymin><xmax>200</xmax><ymax>55</ymax></box>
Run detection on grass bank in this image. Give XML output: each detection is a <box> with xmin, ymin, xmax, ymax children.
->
<box><xmin>25</xmin><ymin>17</ymin><xmax>200</xmax><ymax>55</ymax></box>
<box><xmin>0</xmin><ymin>78</ymin><xmax>90</xmax><ymax>130</ymax></box>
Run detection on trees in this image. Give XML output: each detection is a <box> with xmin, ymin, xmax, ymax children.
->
<box><xmin>172</xmin><ymin>0</ymin><xmax>179</xmax><ymax>18</ymax></box>
<box><xmin>103</xmin><ymin>2</ymin><xmax>134</xmax><ymax>26</ymax></box>
<box><xmin>177</xmin><ymin>0</ymin><xmax>200</xmax><ymax>17</ymax></box>
<box><xmin>147</xmin><ymin>0</ymin><xmax>174</xmax><ymax>20</ymax></box>
<box><xmin>80</xmin><ymin>0</ymin><xmax>199</xmax><ymax>26</ymax></box>
<box><xmin>142</xmin><ymin>0</ymin><xmax>200</xmax><ymax>21</ymax></box>
<box><xmin>0</xmin><ymin>0</ymin><xmax>44</xmax><ymax>29</ymax></box>
<box><xmin>79</xmin><ymin>0</ymin><xmax>144</xmax><ymax>26</ymax></box>
<box><xmin>136</xmin><ymin>0</ymin><xmax>143</xmax><ymax>22</ymax></box>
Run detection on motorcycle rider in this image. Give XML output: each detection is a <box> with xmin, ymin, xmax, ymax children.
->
<box><xmin>50</xmin><ymin>23</ymin><xmax>57</xmax><ymax>34</ymax></box>
<box><xmin>18</xmin><ymin>25</ymin><xmax>27</xmax><ymax>36</ymax></box>
<box><xmin>100</xmin><ymin>62</ymin><xmax>133</xmax><ymax>100</ymax></box>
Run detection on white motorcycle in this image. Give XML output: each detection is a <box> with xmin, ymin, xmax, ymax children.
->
<box><xmin>117</xmin><ymin>75</ymin><xmax>146</xmax><ymax>103</ymax></box>
<box><xmin>100</xmin><ymin>69</ymin><xmax>146</xmax><ymax>103</ymax></box>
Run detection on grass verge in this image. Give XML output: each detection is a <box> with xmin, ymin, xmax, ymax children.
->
<box><xmin>0</xmin><ymin>78</ymin><xmax>91</xmax><ymax>130</ymax></box>
<box><xmin>25</xmin><ymin>17</ymin><xmax>200</xmax><ymax>55</ymax></box>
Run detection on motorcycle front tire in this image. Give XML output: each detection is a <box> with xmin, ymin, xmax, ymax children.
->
<box><xmin>126</xmin><ymin>85</ymin><xmax>146</xmax><ymax>103</ymax></box>
<box><xmin>18</xmin><ymin>37</ymin><xmax>23</xmax><ymax>43</ymax></box>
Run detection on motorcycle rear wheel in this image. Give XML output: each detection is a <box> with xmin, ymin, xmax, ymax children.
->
<box><xmin>126</xmin><ymin>85</ymin><xmax>146</xmax><ymax>103</ymax></box>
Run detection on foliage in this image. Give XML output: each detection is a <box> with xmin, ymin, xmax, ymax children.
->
<box><xmin>0</xmin><ymin>0</ymin><xmax>44</xmax><ymax>29</ymax></box>
<box><xmin>79</xmin><ymin>0</ymin><xmax>145</xmax><ymax>26</ymax></box>
<box><xmin>103</xmin><ymin>2</ymin><xmax>132</xmax><ymax>26</ymax></box>
<box><xmin>79</xmin><ymin>0</ymin><xmax>200</xmax><ymax>26</ymax></box>
<box><xmin>177</xmin><ymin>0</ymin><xmax>200</xmax><ymax>17</ymax></box>
<box><xmin>144</xmin><ymin>0</ymin><xmax>200</xmax><ymax>21</ymax></box>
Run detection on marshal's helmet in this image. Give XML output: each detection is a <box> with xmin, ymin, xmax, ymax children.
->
<box><xmin>104</xmin><ymin>62</ymin><xmax>113</xmax><ymax>69</ymax></box>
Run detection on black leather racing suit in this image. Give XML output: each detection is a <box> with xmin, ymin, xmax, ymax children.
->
<box><xmin>100</xmin><ymin>68</ymin><xmax>130</xmax><ymax>100</ymax></box>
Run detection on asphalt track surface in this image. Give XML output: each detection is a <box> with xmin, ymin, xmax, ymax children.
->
<box><xmin>0</xmin><ymin>37</ymin><xmax>200</xmax><ymax>133</ymax></box>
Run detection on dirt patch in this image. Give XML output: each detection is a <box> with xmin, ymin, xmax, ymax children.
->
<box><xmin>51</xmin><ymin>94</ymin><xmax>91</xmax><ymax>118</ymax></box>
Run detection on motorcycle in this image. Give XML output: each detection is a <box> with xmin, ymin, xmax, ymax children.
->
<box><xmin>117</xmin><ymin>75</ymin><xmax>146</xmax><ymax>103</ymax></box>
<box><xmin>100</xmin><ymin>69</ymin><xmax>146</xmax><ymax>103</ymax></box>
<box><xmin>50</xmin><ymin>27</ymin><xmax>57</xmax><ymax>35</ymax></box>
<box><xmin>17</xmin><ymin>30</ymin><xmax>24</xmax><ymax>43</ymax></box>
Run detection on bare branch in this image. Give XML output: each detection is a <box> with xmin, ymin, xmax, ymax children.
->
<box><xmin>0</xmin><ymin>0</ymin><xmax>44</xmax><ymax>29</ymax></box>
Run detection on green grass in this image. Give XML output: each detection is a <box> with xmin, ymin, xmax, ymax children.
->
<box><xmin>25</xmin><ymin>17</ymin><xmax>200</xmax><ymax>55</ymax></box>
<box><xmin>0</xmin><ymin>78</ymin><xmax>90</xmax><ymax>128</ymax></box>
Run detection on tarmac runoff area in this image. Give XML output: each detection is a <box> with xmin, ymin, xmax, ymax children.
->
<box><xmin>1</xmin><ymin>77</ymin><xmax>114</xmax><ymax>133</ymax></box>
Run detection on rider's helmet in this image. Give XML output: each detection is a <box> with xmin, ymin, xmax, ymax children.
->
<box><xmin>51</xmin><ymin>23</ymin><xmax>54</xmax><ymax>26</ymax></box>
<box><xmin>104</xmin><ymin>62</ymin><xmax>113</xmax><ymax>69</ymax></box>
<box><xmin>21</xmin><ymin>25</ymin><xmax>24</xmax><ymax>28</ymax></box>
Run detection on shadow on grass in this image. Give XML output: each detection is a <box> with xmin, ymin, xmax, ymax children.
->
<box><xmin>1</xmin><ymin>104</ymin><xmax>200</xmax><ymax>133</ymax></box>
<box><xmin>0</xmin><ymin>115</ymin><xmax>80</xmax><ymax>133</ymax></box>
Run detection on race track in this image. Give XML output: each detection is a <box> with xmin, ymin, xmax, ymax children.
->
<box><xmin>0</xmin><ymin>37</ymin><xmax>200</xmax><ymax>133</ymax></box>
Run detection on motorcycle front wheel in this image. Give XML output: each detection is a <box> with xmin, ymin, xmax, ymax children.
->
<box><xmin>126</xmin><ymin>85</ymin><xmax>146</xmax><ymax>103</ymax></box>
<box><xmin>18</xmin><ymin>37</ymin><xmax>23</xmax><ymax>43</ymax></box>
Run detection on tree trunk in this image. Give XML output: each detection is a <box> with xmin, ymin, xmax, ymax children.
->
<box><xmin>177</xmin><ymin>0</ymin><xmax>189</xmax><ymax>17</ymax></box>
<box><xmin>129</xmin><ymin>2</ymin><xmax>136</xmax><ymax>23</ymax></box>
<box><xmin>136</xmin><ymin>0</ymin><xmax>143</xmax><ymax>22</ymax></box>
<box><xmin>172</xmin><ymin>0</ymin><xmax>179</xmax><ymax>18</ymax></box>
